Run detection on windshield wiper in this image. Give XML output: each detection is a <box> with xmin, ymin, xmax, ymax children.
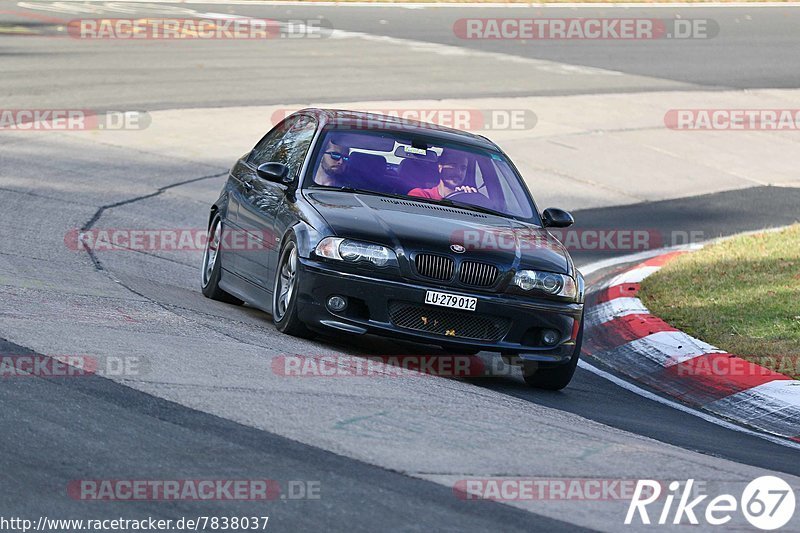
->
<box><xmin>310</xmin><ymin>186</ymin><xmax>412</xmax><ymax>202</ymax></box>
<box><xmin>313</xmin><ymin>185</ymin><xmax>371</xmax><ymax>194</ymax></box>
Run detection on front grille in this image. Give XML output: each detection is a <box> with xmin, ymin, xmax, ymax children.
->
<box><xmin>459</xmin><ymin>261</ymin><xmax>498</xmax><ymax>287</ymax></box>
<box><xmin>388</xmin><ymin>301</ymin><xmax>511</xmax><ymax>341</ymax></box>
<box><xmin>415</xmin><ymin>254</ymin><xmax>454</xmax><ymax>281</ymax></box>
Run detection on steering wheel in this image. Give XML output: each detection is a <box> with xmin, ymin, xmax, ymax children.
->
<box><xmin>444</xmin><ymin>190</ymin><xmax>497</xmax><ymax>210</ymax></box>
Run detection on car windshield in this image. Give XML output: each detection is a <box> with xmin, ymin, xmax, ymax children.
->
<box><xmin>305</xmin><ymin>128</ymin><xmax>536</xmax><ymax>220</ymax></box>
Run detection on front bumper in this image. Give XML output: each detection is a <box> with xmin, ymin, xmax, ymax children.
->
<box><xmin>295</xmin><ymin>258</ymin><xmax>583</xmax><ymax>363</ymax></box>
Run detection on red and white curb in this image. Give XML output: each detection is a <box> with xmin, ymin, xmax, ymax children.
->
<box><xmin>583</xmin><ymin>251</ymin><xmax>800</xmax><ymax>442</ymax></box>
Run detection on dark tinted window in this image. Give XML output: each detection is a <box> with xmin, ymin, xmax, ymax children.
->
<box><xmin>307</xmin><ymin>129</ymin><xmax>535</xmax><ymax>220</ymax></box>
<box><xmin>250</xmin><ymin>115</ymin><xmax>317</xmax><ymax>179</ymax></box>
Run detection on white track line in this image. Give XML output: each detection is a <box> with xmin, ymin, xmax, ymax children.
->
<box><xmin>577</xmin><ymin>359</ymin><xmax>800</xmax><ymax>450</ymax></box>
<box><xmin>578</xmin><ymin>243</ymin><xmax>701</xmax><ymax>278</ymax></box>
<box><xmin>578</xmin><ymin>242</ymin><xmax>800</xmax><ymax>450</ymax></box>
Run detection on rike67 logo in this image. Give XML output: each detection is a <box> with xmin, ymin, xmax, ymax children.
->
<box><xmin>626</xmin><ymin>477</ymin><xmax>796</xmax><ymax>530</ymax></box>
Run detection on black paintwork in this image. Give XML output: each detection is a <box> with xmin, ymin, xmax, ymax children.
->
<box><xmin>209</xmin><ymin>109</ymin><xmax>583</xmax><ymax>355</ymax></box>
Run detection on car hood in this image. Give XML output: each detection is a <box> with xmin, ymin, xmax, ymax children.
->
<box><xmin>305</xmin><ymin>191</ymin><xmax>571</xmax><ymax>274</ymax></box>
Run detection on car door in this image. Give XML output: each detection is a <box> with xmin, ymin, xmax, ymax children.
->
<box><xmin>223</xmin><ymin>158</ymin><xmax>258</xmax><ymax>275</ymax></box>
<box><xmin>236</xmin><ymin>114</ymin><xmax>317</xmax><ymax>291</ymax></box>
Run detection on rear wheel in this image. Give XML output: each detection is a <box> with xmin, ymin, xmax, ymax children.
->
<box><xmin>201</xmin><ymin>213</ymin><xmax>243</xmax><ymax>305</ymax></box>
<box><xmin>272</xmin><ymin>236</ymin><xmax>313</xmax><ymax>339</ymax></box>
<box><xmin>522</xmin><ymin>317</ymin><xmax>583</xmax><ymax>390</ymax></box>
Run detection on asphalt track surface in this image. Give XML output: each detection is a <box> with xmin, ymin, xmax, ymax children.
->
<box><xmin>2</xmin><ymin>2</ymin><xmax>800</xmax><ymax>109</ymax></box>
<box><xmin>1</xmin><ymin>2</ymin><xmax>800</xmax><ymax>531</ymax></box>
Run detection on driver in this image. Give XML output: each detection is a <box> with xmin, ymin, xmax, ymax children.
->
<box><xmin>407</xmin><ymin>149</ymin><xmax>477</xmax><ymax>200</ymax></box>
<box><xmin>314</xmin><ymin>137</ymin><xmax>350</xmax><ymax>187</ymax></box>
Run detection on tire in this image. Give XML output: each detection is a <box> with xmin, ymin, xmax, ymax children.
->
<box><xmin>201</xmin><ymin>213</ymin><xmax>243</xmax><ymax>305</ymax></box>
<box><xmin>522</xmin><ymin>317</ymin><xmax>583</xmax><ymax>391</ymax></box>
<box><xmin>272</xmin><ymin>235</ymin><xmax>313</xmax><ymax>339</ymax></box>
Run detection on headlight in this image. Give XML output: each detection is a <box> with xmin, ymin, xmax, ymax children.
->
<box><xmin>315</xmin><ymin>237</ymin><xmax>397</xmax><ymax>268</ymax></box>
<box><xmin>513</xmin><ymin>270</ymin><xmax>577</xmax><ymax>298</ymax></box>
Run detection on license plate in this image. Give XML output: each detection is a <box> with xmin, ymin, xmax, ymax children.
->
<box><xmin>424</xmin><ymin>290</ymin><xmax>477</xmax><ymax>312</ymax></box>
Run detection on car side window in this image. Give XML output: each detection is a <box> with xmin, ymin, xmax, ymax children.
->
<box><xmin>249</xmin><ymin>115</ymin><xmax>317</xmax><ymax>180</ymax></box>
<box><xmin>249</xmin><ymin>121</ymin><xmax>288</xmax><ymax>166</ymax></box>
<box><xmin>281</xmin><ymin>116</ymin><xmax>317</xmax><ymax>179</ymax></box>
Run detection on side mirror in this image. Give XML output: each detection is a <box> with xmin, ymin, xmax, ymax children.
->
<box><xmin>542</xmin><ymin>208</ymin><xmax>574</xmax><ymax>228</ymax></box>
<box><xmin>256</xmin><ymin>162</ymin><xmax>291</xmax><ymax>184</ymax></box>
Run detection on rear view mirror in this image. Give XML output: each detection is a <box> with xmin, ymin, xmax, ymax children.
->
<box><xmin>542</xmin><ymin>208</ymin><xmax>574</xmax><ymax>228</ymax></box>
<box><xmin>257</xmin><ymin>162</ymin><xmax>291</xmax><ymax>184</ymax></box>
<box><xmin>394</xmin><ymin>145</ymin><xmax>437</xmax><ymax>162</ymax></box>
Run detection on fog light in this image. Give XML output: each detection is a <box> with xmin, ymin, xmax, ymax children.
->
<box><xmin>542</xmin><ymin>329</ymin><xmax>559</xmax><ymax>346</ymax></box>
<box><xmin>327</xmin><ymin>295</ymin><xmax>348</xmax><ymax>313</ymax></box>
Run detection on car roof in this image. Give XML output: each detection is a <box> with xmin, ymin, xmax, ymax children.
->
<box><xmin>295</xmin><ymin>108</ymin><xmax>501</xmax><ymax>152</ymax></box>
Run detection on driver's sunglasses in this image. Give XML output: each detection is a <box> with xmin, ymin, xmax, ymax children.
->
<box><xmin>324</xmin><ymin>151</ymin><xmax>350</xmax><ymax>162</ymax></box>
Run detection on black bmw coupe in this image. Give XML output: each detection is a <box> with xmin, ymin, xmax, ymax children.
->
<box><xmin>202</xmin><ymin>109</ymin><xmax>585</xmax><ymax>389</ymax></box>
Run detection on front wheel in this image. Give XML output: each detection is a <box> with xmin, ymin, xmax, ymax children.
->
<box><xmin>272</xmin><ymin>236</ymin><xmax>313</xmax><ymax>339</ymax></box>
<box><xmin>522</xmin><ymin>317</ymin><xmax>583</xmax><ymax>390</ymax></box>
